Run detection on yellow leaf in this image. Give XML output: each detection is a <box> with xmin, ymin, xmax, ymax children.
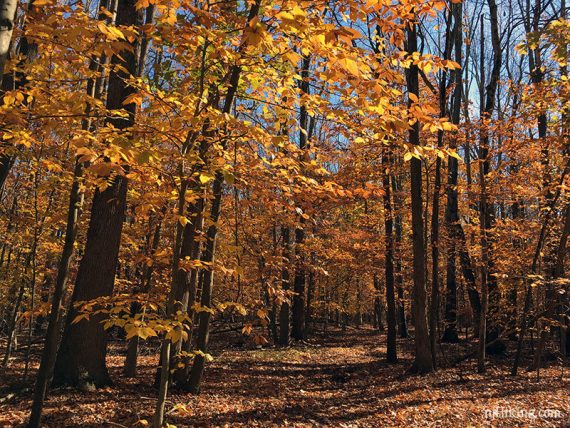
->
<box><xmin>448</xmin><ymin>150</ymin><xmax>461</xmax><ymax>160</ymax></box>
<box><xmin>199</xmin><ymin>173</ymin><xmax>213</xmax><ymax>184</ymax></box>
<box><xmin>341</xmin><ymin>58</ymin><xmax>360</xmax><ymax>76</ymax></box>
<box><xmin>277</xmin><ymin>11</ymin><xmax>294</xmax><ymax>20</ymax></box>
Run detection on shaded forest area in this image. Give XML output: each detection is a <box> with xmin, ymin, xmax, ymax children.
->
<box><xmin>0</xmin><ymin>0</ymin><xmax>569</xmax><ymax>426</ymax></box>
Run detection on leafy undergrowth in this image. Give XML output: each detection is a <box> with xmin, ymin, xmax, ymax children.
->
<box><xmin>1</xmin><ymin>328</ymin><xmax>569</xmax><ymax>427</ymax></box>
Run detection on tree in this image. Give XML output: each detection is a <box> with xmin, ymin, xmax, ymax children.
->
<box><xmin>442</xmin><ymin>0</ymin><xmax>463</xmax><ymax>343</ymax></box>
<box><xmin>52</xmin><ymin>0</ymin><xmax>144</xmax><ymax>387</ymax></box>
<box><xmin>382</xmin><ymin>146</ymin><xmax>397</xmax><ymax>363</ymax></box>
<box><xmin>406</xmin><ymin>16</ymin><xmax>434</xmax><ymax>374</ymax></box>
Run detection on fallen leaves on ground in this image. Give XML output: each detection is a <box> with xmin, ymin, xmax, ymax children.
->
<box><xmin>0</xmin><ymin>328</ymin><xmax>568</xmax><ymax>427</ymax></box>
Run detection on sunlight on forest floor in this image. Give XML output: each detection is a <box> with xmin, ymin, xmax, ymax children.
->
<box><xmin>1</xmin><ymin>328</ymin><xmax>568</xmax><ymax>427</ymax></box>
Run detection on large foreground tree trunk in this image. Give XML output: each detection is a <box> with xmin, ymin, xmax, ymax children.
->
<box><xmin>52</xmin><ymin>0</ymin><xmax>140</xmax><ymax>388</ymax></box>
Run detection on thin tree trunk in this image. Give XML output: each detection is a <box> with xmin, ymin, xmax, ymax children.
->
<box><xmin>442</xmin><ymin>0</ymin><xmax>463</xmax><ymax>343</ymax></box>
<box><xmin>172</xmin><ymin>3</ymin><xmax>261</xmax><ymax>400</ymax></box>
<box><xmin>383</xmin><ymin>147</ymin><xmax>397</xmax><ymax>363</ymax></box>
<box><xmin>480</xmin><ymin>0</ymin><xmax>503</xmax><ymax>354</ymax></box>
<box><xmin>172</xmin><ymin>196</ymin><xmax>205</xmax><ymax>385</ymax></box>
<box><xmin>184</xmin><ymin>171</ymin><xmax>224</xmax><ymax>394</ymax></box>
<box><xmin>305</xmin><ymin>250</ymin><xmax>316</xmax><ymax>334</ymax></box>
<box><xmin>392</xmin><ymin>175</ymin><xmax>407</xmax><ymax>338</ymax></box>
<box><xmin>28</xmin><ymin>160</ymin><xmax>85</xmax><ymax>427</ymax></box>
<box><xmin>291</xmin><ymin>54</ymin><xmax>311</xmax><ymax>341</ymax></box>
<box><xmin>429</xmin><ymin>9</ymin><xmax>454</xmax><ymax>365</ymax></box>
<box><xmin>2</xmin><ymin>279</ymin><xmax>24</xmax><ymax>366</ymax></box>
<box><xmin>124</xmin><ymin>211</ymin><xmax>164</xmax><ymax>377</ymax></box>
<box><xmin>278</xmin><ymin>226</ymin><xmax>291</xmax><ymax>345</ymax></box>
<box><xmin>406</xmin><ymin>20</ymin><xmax>433</xmax><ymax>374</ymax></box>
<box><xmin>511</xmin><ymin>160</ymin><xmax>570</xmax><ymax>373</ymax></box>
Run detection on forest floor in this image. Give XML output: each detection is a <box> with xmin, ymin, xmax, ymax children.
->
<box><xmin>0</xmin><ymin>327</ymin><xmax>569</xmax><ymax>427</ymax></box>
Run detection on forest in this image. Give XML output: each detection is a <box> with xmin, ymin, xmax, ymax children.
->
<box><xmin>0</xmin><ymin>0</ymin><xmax>569</xmax><ymax>426</ymax></box>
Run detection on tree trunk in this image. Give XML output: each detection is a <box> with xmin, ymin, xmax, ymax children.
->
<box><xmin>291</xmin><ymin>54</ymin><xmax>311</xmax><ymax>341</ymax></box>
<box><xmin>181</xmin><ymin>2</ymin><xmax>261</xmax><ymax>393</ymax></box>
<box><xmin>2</xmin><ymin>278</ymin><xmax>24</xmax><ymax>366</ymax></box>
<box><xmin>373</xmin><ymin>274</ymin><xmax>385</xmax><ymax>331</ymax></box>
<box><xmin>278</xmin><ymin>226</ymin><xmax>291</xmax><ymax>345</ymax></box>
<box><xmin>442</xmin><ymin>0</ymin><xmax>463</xmax><ymax>343</ymax></box>
<box><xmin>382</xmin><ymin>147</ymin><xmax>397</xmax><ymax>363</ymax></box>
<box><xmin>291</xmin><ymin>224</ymin><xmax>306</xmax><ymax>340</ymax></box>
<box><xmin>0</xmin><ymin>0</ymin><xmax>18</xmax><ymax>88</ymax></box>
<box><xmin>511</xmin><ymin>162</ymin><xmax>570</xmax><ymax>373</ymax></box>
<box><xmin>28</xmin><ymin>159</ymin><xmax>85</xmax><ymax>427</ymax></box>
<box><xmin>124</xmin><ymin>210</ymin><xmax>164</xmax><ymax>377</ymax></box>
<box><xmin>52</xmin><ymin>0</ymin><xmax>140</xmax><ymax>388</ymax></box>
<box><xmin>392</xmin><ymin>176</ymin><xmax>408</xmax><ymax>338</ymax></box>
<box><xmin>406</xmin><ymin>21</ymin><xmax>433</xmax><ymax>374</ymax></box>
<box><xmin>429</xmin><ymin>8</ymin><xmax>454</xmax><ymax>362</ymax></box>
<box><xmin>480</xmin><ymin>0</ymin><xmax>504</xmax><ymax>355</ymax></box>
<box><xmin>185</xmin><ymin>171</ymin><xmax>224</xmax><ymax>394</ymax></box>
<box><xmin>171</xmin><ymin>196</ymin><xmax>204</xmax><ymax>384</ymax></box>
<box><xmin>0</xmin><ymin>2</ymin><xmax>38</xmax><ymax>193</ymax></box>
<box><xmin>305</xmin><ymin>250</ymin><xmax>316</xmax><ymax>334</ymax></box>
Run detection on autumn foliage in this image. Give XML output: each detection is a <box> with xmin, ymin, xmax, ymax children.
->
<box><xmin>0</xmin><ymin>0</ymin><xmax>569</xmax><ymax>426</ymax></box>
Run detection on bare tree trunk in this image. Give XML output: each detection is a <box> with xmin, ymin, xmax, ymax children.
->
<box><xmin>0</xmin><ymin>0</ymin><xmax>18</xmax><ymax>88</ymax></box>
<box><xmin>383</xmin><ymin>147</ymin><xmax>397</xmax><ymax>363</ymax></box>
<box><xmin>373</xmin><ymin>274</ymin><xmax>384</xmax><ymax>331</ymax></box>
<box><xmin>406</xmin><ymin>20</ymin><xmax>433</xmax><ymax>374</ymax></box>
<box><xmin>124</xmin><ymin>210</ymin><xmax>164</xmax><ymax>377</ymax></box>
<box><xmin>291</xmin><ymin>54</ymin><xmax>311</xmax><ymax>341</ymax></box>
<box><xmin>555</xmin><ymin>206</ymin><xmax>570</xmax><ymax>356</ymax></box>
<box><xmin>0</xmin><ymin>2</ymin><xmax>38</xmax><ymax>193</ymax></box>
<box><xmin>477</xmin><ymin>0</ymin><xmax>503</xmax><ymax>358</ymax></box>
<box><xmin>429</xmin><ymin>8</ymin><xmax>455</xmax><ymax>366</ymax></box>
<box><xmin>184</xmin><ymin>172</ymin><xmax>224</xmax><ymax>394</ymax></box>
<box><xmin>442</xmin><ymin>0</ymin><xmax>463</xmax><ymax>343</ymax></box>
<box><xmin>392</xmin><ymin>176</ymin><xmax>408</xmax><ymax>338</ymax></box>
<box><xmin>28</xmin><ymin>158</ymin><xmax>85</xmax><ymax>427</ymax></box>
<box><xmin>2</xmin><ymin>279</ymin><xmax>24</xmax><ymax>366</ymax></box>
<box><xmin>305</xmin><ymin>250</ymin><xmax>316</xmax><ymax>334</ymax></box>
<box><xmin>172</xmin><ymin>197</ymin><xmax>204</xmax><ymax>385</ymax></box>
<box><xmin>279</xmin><ymin>226</ymin><xmax>291</xmax><ymax>345</ymax></box>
